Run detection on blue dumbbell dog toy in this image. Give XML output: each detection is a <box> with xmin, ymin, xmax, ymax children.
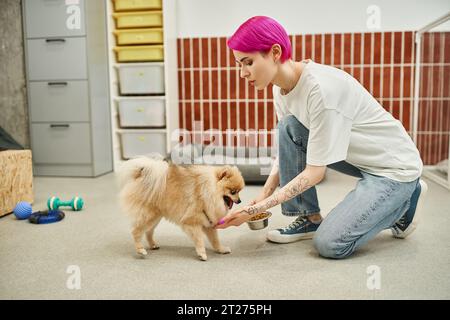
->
<box><xmin>47</xmin><ymin>196</ymin><xmax>84</xmax><ymax>211</ymax></box>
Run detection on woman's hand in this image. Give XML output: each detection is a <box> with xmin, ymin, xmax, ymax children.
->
<box><xmin>215</xmin><ymin>206</ymin><xmax>252</xmax><ymax>229</ymax></box>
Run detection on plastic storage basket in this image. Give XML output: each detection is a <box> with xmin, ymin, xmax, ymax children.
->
<box><xmin>120</xmin><ymin>131</ymin><xmax>166</xmax><ymax>159</ymax></box>
<box><xmin>115</xmin><ymin>63</ymin><xmax>165</xmax><ymax>95</ymax></box>
<box><xmin>113</xmin><ymin>11</ymin><xmax>163</xmax><ymax>29</ymax></box>
<box><xmin>114</xmin><ymin>45</ymin><xmax>164</xmax><ymax>62</ymax></box>
<box><xmin>117</xmin><ymin>97</ymin><xmax>166</xmax><ymax>127</ymax></box>
<box><xmin>114</xmin><ymin>28</ymin><xmax>163</xmax><ymax>45</ymax></box>
<box><xmin>112</xmin><ymin>0</ymin><xmax>162</xmax><ymax>12</ymax></box>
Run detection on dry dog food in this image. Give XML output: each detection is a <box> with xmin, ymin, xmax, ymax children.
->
<box><xmin>250</xmin><ymin>212</ymin><xmax>270</xmax><ymax>221</ymax></box>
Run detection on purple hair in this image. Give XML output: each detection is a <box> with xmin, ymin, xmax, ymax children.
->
<box><xmin>227</xmin><ymin>16</ymin><xmax>292</xmax><ymax>63</ymax></box>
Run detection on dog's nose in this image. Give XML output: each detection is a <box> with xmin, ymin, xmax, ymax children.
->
<box><xmin>235</xmin><ymin>198</ymin><xmax>241</xmax><ymax>204</ymax></box>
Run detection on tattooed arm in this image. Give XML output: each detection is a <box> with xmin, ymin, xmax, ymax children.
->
<box><xmin>215</xmin><ymin>165</ymin><xmax>326</xmax><ymax>229</ymax></box>
<box><xmin>246</xmin><ymin>165</ymin><xmax>326</xmax><ymax>215</ymax></box>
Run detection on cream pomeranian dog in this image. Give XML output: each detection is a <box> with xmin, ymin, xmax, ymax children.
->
<box><xmin>118</xmin><ymin>157</ymin><xmax>245</xmax><ymax>261</ymax></box>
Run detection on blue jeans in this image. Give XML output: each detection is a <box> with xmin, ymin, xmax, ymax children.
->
<box><xmin>277</xmin><ymin>115</ymin><xmax>419</xmax><ymax>259</ymax></box>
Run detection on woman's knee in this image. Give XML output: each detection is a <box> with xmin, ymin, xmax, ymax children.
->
<box><xmin>277</xmin><ymin>115</ymin><xmax>309</xmax><ymax>143</ymax></box>
<box><xmin>278</xmin><ymin>114</ymin><xmax>304</xmax><ymax>129</ymax></box>
<box><xmin>313</xmin><ymin>233</ymin><xmax>337</xmax><ymax>258</ymax></box>
<box><xmin>277</xmin><ymin>115</ymin><xmax>296</xmax><ymax>132</ymax></box>
<box><xmin>313</xmin><ymin>232</ymin><xmax>353</xmax><ymax>259</ymax></box>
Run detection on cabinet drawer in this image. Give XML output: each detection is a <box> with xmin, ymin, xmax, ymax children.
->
<box><xmin>27</xmin><ymin>37</ymin><xmax>87</xmax><ymax>80</ymax></box>
<box><xmin>24</xmin><ymin>0</ymin><xmax>86</xmax><ymax>38</ymax></box>
<box><xmin>29</xmin><ymin>81</ymin><xmax>89</xmax><ymax>122</ymax></box>
<box><xmin>31</xmin><ymin>123</ymin><xmax>92</xmax><ymax>164</ymax></box>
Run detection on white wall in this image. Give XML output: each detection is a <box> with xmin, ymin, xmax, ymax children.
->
<box><xmin>176</xmin><ymin>0</ymin><xmax>450</xmax><ymax>38</ymax></box>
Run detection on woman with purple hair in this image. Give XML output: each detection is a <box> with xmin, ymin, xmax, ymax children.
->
<box><xmin>216</xmin><ymin>16</ymin><xmax>426</xmax><ymax>259</ymax></box>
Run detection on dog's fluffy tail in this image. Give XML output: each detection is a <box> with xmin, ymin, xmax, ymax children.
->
<box><xmin>118</xmin><ymin>156</ymin><xmax>169</xmax><ymax>204</ymax></box>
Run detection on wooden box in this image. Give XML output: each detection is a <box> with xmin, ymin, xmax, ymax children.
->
<box><xmin>0</xmin><ymin>150</ymin><xmax>34</xmax><ymax>217</ymax></box>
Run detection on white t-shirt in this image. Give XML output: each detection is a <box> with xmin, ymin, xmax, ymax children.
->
<box><xmin>273</xmin><ymin>61</ymin><xmax>423</xmax><ymax>182</ymax></box>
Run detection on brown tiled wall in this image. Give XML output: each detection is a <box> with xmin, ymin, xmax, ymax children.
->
<box><xmin>417</xmin><ymin>32</ymin><xmax>450</xmax><ymax>165</ymax></box>
<box><xmin>177</xmin><ymin>31</ymin><xmax>450</xmax><ymax>165</ymax></box>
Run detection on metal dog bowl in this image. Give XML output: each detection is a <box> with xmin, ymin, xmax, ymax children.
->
<box><xmin>246</xmin><ymin>211</ymin><xmax>272</xmax><ymax>230</ymax></box>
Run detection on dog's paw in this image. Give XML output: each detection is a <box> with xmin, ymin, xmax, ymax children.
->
<box><xmin>216</xmin><ymin>246</ymin><xmax>231</xmax><ymax>254</ymax></box>
<box><xmin>148</xmin><ymin>244</ymin><xmax>160</xmax><ymax>250</ymax></box>
<box><xmin>137</xmin><ymin>248</ymin><xmax>148</xmax><ymax>256</ymax></box>
<box><xmin>198</xmin><ymin>253</ymin><xmax>208</xmax><ymax>261</ymax></box>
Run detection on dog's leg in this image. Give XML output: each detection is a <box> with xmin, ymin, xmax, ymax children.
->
<box><xmin>132</xmin><ymin>223</ymin><xmax>148</xmax><ymax>256</ymax></box>
<box><xmin>203</xmin><ymin>227</ymin><xmax>231</xmax><ymax>254</ymax></box>
<box><xmin>182</xmin><ymin>225</ymin><xmax>208</xmax><ymax>261</ymax></box>
<box><xmin>145</xmin><ymin>216</ymin><xmax>162</xmax><ymax>250</ymax></box>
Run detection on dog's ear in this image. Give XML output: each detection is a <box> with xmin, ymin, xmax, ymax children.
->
<box><xmin>217</xmin><ymin>166</ymin><xmax>232</xmax><ymax>181</ymax></box>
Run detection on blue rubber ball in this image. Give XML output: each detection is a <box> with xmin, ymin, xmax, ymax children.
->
<box><xmin>14</xmin><ymin>201</ymin><xmax>32</xmax><ymax>220</ymax></box>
